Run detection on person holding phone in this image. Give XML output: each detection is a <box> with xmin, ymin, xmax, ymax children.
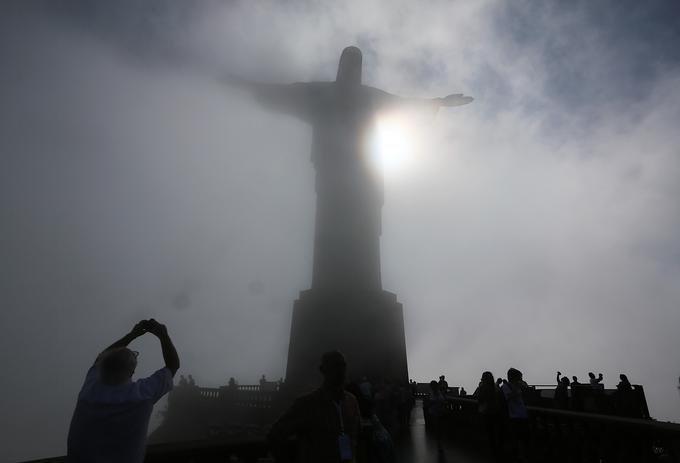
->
<box><xmin>67</xmin><ymin>319</ymin><xmax>180</xmax><ymax>463</ymax></box>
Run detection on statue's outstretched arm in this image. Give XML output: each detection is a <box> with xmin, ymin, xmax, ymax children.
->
<box><xmin>219</xmin><ymin>74</ymin><xmax>327</xmax><ymax>120</ymax></box>
<box><xmin>436</xmin><ymin>93</ymin><xmax>474</xmax><ymax>107</ymax></box>
<box><xmin>370</xmin><ymin>87</ymin><xmax>473</xmax><ymax>112</ymax></box>
<box><xmin>397</xmin><ymin>93</ymin><xmax>473</xmax><ymax>111</ymax></box>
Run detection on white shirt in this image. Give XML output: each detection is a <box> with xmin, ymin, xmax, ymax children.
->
<box><xmin>67</xmin><ymin>365</ymin><xmax>174</xmax><ymax>463</ymax></box>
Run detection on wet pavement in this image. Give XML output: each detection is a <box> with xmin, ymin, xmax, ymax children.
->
<box><xmin>396</xmin><ymin>401</ymin><xmax>490</xmax><ymax>463</ymax></box>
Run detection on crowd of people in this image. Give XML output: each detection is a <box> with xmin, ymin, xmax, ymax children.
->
<box><xmin>66</xmin><ymin>320</ymin><xmax>647</xmax><ymax>463</ymax></box>
<box><xmin>419</xmin><ymin>367</ymin><xmax>644</xmax><ymax>462</ymax></box>
<box><xmin>65</xmin><ymin>321</ymin><xmax>404</xmax><ymax>463</ymax></box>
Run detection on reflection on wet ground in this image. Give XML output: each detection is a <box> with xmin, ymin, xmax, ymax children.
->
<box><xmin>396</xmin><ymin>401</ymin><xmax>489</xmax><ymax>463</ymax></box>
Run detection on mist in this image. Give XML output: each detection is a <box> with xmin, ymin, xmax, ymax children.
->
<box><xmin>1</xmin><ymin>1</ymin><xmax>680</xmax><ymax>461</ymax></box>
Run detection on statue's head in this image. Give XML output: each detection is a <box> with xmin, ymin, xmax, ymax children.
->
<box><xmin>336</xmin><ymin>46</ymin><xmax>362</xmax><ymax>88</ymax></box>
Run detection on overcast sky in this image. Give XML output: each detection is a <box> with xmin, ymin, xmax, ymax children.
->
<box><xmin>2</xmin><ymin>1</ymin><xmax>680</xmax><ymax>461</ymax></box>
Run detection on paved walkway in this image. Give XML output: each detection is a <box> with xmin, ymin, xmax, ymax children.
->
<box><xmin>396</xmin><ymin>401</ymin><xmax>490</xmax><ymax>463</ymax></box>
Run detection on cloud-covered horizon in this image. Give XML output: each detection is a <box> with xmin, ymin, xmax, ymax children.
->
<box><xmin>2</xmin><ymin>1</ymin><xmax>679</xmax><ymax>460</ymax></box>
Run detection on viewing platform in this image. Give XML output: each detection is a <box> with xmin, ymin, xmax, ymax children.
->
<box><xmin>22</xmin><ymin>394</ymin><xmax>680</xmax><ymax>462</ymax></box>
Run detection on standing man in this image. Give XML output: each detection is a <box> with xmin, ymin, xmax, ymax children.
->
<box><xmin>67</xmin><ymin>319</ymin><xmax>180</xmax><ymax>463</ymax></box>
<box><xmin>269</xmin><ymin>351</ymin><xmax>361</xmax><ymax>463</ymax></box>
<box><xmin>438</xmin><ymin>375</ymin><xmax>449</xmax><ymax>395</ymax></box>
<box><xmin>502</xmin><ymin>368</ymin><xmax>530</xmax><ymax>462</ymax></box>
<box><xmin>426</xmin><ymin>380</ymin><xmax>447</xmax><ymax>450</ymax></box>
<box><xmin>555</xmin><ymin>371</ymin><xmax>571</xmax><ymax>409</ymax></box>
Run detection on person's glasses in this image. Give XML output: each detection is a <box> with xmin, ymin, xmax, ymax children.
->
<box><xmin>130</xmin><ymin>350</ymin><xmax>139</xmax><ymax>358</ymax></box>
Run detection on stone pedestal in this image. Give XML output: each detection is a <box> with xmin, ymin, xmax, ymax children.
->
<box><xmin>284</xmin><ymin>289</ymin><xmax>409</xmax><ymax>392</ymax></box>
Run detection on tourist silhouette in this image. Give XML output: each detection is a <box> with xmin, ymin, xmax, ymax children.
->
<box><xmin>473</xmin><ymin>371</ymin><xmax>504</xmax><ymax>459</ymax></box>
<box><xmin>588</xmin><ymin>371</ymin><xmax>604</xmax><ymax>385</ymax></box>
<box><xmin>426</xmin><ymin>380</ymin><xmax>446</xmax><ymax>450</ymax></box>
<box><xmin>616</xmin><ymin>373</ymin><xmax>637</xmax><ymax>417</ymax></box>
<box><xmin>502</xmin><ymin>368</ymin><xmax>530</xmax><ymax>462</ymax></box>
<box><xmin>555</xmin><ymin>371</ymin><xmax>571</xmax><ymax>409</ymax></box>
<box><xmin>67</xmin><ymin>319</ymin><xmax>179</xmax><ymax>463</ymax></box>
<box><xmin>438</xmin><ymin>375</ymin><xmax>449</xmax><ymax>394</ymax></box>
<box><xmin>269</xmin><ymin>351</ymin><xmax>361</xmax><ymax>463</ymax></box>
<box><xmin>617</xmin><ymin>374</ymin><xmax>632</xmax><ymax>391</ymax></box>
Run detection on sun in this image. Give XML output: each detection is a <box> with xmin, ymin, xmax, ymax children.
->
<box><xmin>370</xmin><ymin>112</ymin><xmax>420</xmax><ymax>176</ymax></box>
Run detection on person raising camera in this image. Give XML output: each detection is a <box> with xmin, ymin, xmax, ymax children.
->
<box><xmin>67</xmin><ymin>319</ymin><xmax>180</xmax><ymax>463</ymax></box>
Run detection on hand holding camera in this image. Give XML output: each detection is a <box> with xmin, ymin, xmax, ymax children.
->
<box><xmin>130</xmin><ymin>319</ymin><xmax>167</xmax><ymax>338</ymax></box>
<box><xmin>145</xmin><ymin>319</ymin><xmax>168</xmax><ymax>338</ymax></box>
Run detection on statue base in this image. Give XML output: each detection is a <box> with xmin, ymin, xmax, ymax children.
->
<box><xmin>284</xmin><ymin>289</ymin><xmax>409</xmax><ymax>393</ymax></box>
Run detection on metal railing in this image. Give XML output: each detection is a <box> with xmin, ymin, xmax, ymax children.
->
<box><xmin>439</xmin><ymin>396</ymin><xmax>680</xmax><ymax>461</ymax></box>
<box><xmin>173</xmin><ymin>384</ymin><xmax>280</xmax><ymax>408</ymax></box>
<box><xmin>23</xmin><ymin>393</ymin><xmax>680</xmax><ymax>462</ymax></box>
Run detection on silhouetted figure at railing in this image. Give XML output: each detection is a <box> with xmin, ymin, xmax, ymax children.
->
<box><xmin>425</xmin><ymin>380</ymin><xmax>447</xmax><ymax>451</ymax></box>
<box><xmin>615</xmin><ymin>373</ymin><xmax>641</xmax><ymax>418</ymax></box>
<box><xmin>501</xmin><ymin>368</ymin><xmax>530</xmax><ymax>462</ymax></box>
<box><xmin>496</xmin><ymin>377</ymin><xmax>504</xmax><ymax>388</ymax></box>
<box><xmin>438</xmin><ymin>375</ymin><xmax>449</xmax><ymax>394</ymax></box>
<box><xmin>588</xmin><ymin>371</ymin><xmax>603</xmax><ymax>385</ymax></box>
<box><xmin>67</xmin><ymin>319</ymin><xmax>180</xmax><ymax>463</ymax></box>
<box><xmin>554</xmin><ymin>371</ymin><xmax>571</xmax><ymax>410</ymax></box>
<box><xmin>571</xmin><ymin>375</ymin><xmax>580</xmax><ymax>386</ymax></box>
<box><xmin>179</xmin><ymin>375</ymin><xmax>188</xmax><ymax>387</ymax></box>
<box><xmin>260</xmin><ymin>374</ymin><xmax>267</xmax><ymax>387</ymax></box>
<box><xmin>617</xmin><ymin>373</ymin><xmax>632</xmax><ymax>391</ymax></box>
<box><xmin>187</xmin><ymin>374</ymin><xmax>196</xmax><ymax>386</ymax></box>
<box><xmin>398</xmin><ymin>382</ymin><xmax>415</xmax><ymax>430</ymax></box>
<box><xmin>228</xmin><ymin>377</ymin><xmax>237</xmax><ymax>390</ymax></box>
<box><xmin>473</xmin><ymin>371</ymin><xmax>504</xmax><ymax>459</ymax></box>
<box><xmin>269</xmin><ymin>351</ymin><xmax>361</xmax><ymax>463</ymax></box>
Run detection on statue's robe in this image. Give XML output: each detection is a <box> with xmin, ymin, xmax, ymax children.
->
<box><xmin>252</xmin><ymin>82</ymin><xmax>403</xmax><ymax>291</ymax></box>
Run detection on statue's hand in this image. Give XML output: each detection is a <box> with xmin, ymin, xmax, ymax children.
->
<box><xmin>440</xmin><ymin>93</ymin><xmax>474</xmax><ymax>107</ymax></box>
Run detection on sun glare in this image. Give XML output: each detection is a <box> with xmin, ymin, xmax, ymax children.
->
<box><xmin>371</xmin><ymin>112</ymin><xmax>420</xmax><ymax>176</ymax></box>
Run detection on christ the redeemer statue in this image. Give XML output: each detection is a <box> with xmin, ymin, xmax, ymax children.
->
<box><xmin>225</xmin><ymin>46</ymin><xmax>472</xmax><ymax>390</ymax></box>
